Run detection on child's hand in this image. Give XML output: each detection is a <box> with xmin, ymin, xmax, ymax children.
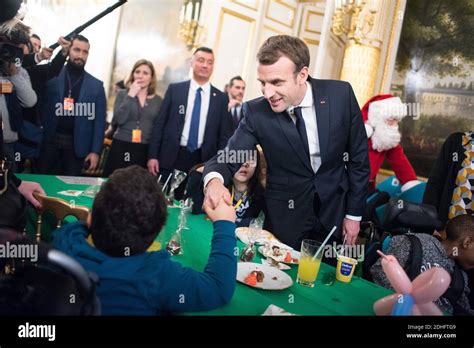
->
<box><xmin>203</xmin><ymin>197</ymin><xmax>236</xmax><ymax>223</ymax></box>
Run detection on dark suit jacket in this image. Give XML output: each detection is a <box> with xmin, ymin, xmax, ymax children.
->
<box><xmin>204</xmin><ymin>77</ymin><xmax>369</xmax><ymax>248</ymax></box>
<box><xmin>40</xmin><ymin>67</ymin><xmax>106</xmax><ymax>158</ymax></box>
<box><xmin>148</xmin><ymin>80</ymin><xmax>234</xmax><ymax>169</ymax></box>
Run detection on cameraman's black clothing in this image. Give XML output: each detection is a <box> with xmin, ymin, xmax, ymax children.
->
<box><xmin>23</xmin><ymin>51</ymin><xmax>66</xmax><ymax>125</ymax></box>
<box><xmin>21</xmin><ymin>53</ymin><xmax>38</xmax><ymax>70</ymax></box>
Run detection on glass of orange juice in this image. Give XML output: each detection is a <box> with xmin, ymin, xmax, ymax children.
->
<box><xmin>297</xmin><ymin>239</ymin><xmax>323</xmax><ymax>287</ymax></box>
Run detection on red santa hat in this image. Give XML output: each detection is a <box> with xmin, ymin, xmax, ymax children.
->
<box><xmin>361</xmin><ymin>94</ymin><xmax>407</xmax><ymax>138</ymax></box>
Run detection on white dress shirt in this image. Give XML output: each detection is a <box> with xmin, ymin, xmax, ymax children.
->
<box><xmin>180</xmin><ymin>79</ymin><xmax>211</xmax><ymax>148</ymax></box>
<box><xmin>204</xmin><ymin>82</ymin><xmax>360</xmax><ymax>221</ymax></box>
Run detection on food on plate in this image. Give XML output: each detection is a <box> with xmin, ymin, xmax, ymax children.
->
<box><xmin>235</xmin><ymin>227</ymin><xmax>277</xmax><ymax>245</ymax></box>
<box><xmin>260</xmin><ymin>243</ymin><xmax>299</xmax><ymax>264</ymax></box>
<box><xmin>244</xmin><ymin>272</ymin><xmax>257</xmax><ymax>286</ymax></box>
<box><xmin>253</xmin><ymin>270</ymin><xmax>265</xmax><ymax>282</ymax></box>
<box><xmin>272</xmin><ymin>246</ymin><xmax>282</xmax><ymax>256</ymax></box>
<box><xmin>244</xmin><ymin>270</ymin><xmax>265</xmax><ymax>286</ymax></box>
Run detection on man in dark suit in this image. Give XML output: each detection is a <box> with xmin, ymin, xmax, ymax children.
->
<box><xmin>37</xmin><ymin>35</ymin><xmax>106</xmax><ymax>176</ymax></box>
<box><xmin>203</xmin><ymin>36</ymin><xmax>369</xmax><ymax>250</ymax></box>
<box><xmin>227</xmin><ymin>76</ymin><xmax>246</xmax><ymax>129</ymax></box>
<box><xmin>147</xmin><ymin>47</ymin><xmax>233</xmax><ymax>197</ymax></box>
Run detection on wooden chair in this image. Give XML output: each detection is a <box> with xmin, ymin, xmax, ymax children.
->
<box><xmin>83</xmin><ymin>138</ymin><xmax>113</xmax><ymax>177</ymax></box>
<box><xmin>33</xmin><ymin>193</ymin><xmax>90</xmax><ymax>242</ymax></box>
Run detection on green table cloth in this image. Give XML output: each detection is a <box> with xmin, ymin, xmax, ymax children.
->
<box><xmin>17</xmin><ymin>173</ymin><xmax>393</xmax><ymax>315</ymax></box>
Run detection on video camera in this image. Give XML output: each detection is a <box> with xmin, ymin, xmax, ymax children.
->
<box><xmin>0</xmin><ymin>24</ymin><xmax>29</xmax><ymax>74</ymax></box>
<box><xmin>0</xmin><ymin>31</ymin><xmax>26</xmax><ymax>75</ymax></box>
<box><xmin>0</xmin><ymin>41</ymin><xmax>24</xmax><ymax>63</ymax></box>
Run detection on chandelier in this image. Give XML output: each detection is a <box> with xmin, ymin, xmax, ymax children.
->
<box><xmin>178</xmin><ymin>0</ymin><xmax>205</xmax><ymax>50</ymax></box>
<box><xmin>331</xmin><ymin>0</ymin><xmax>378</xmax><ymax>45</ymax></box>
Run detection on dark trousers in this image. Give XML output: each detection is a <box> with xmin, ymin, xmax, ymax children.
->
<box><xmin>3</xmin><ymin>143</ymin><xmax>18</xmax><ymax>173</ymax></box>
<box><xmin>300</xmin><ymin>193</ymin><xmax>341</xmax><ymax>267</ymax></box>
<box><xmin>160</xmin><ymin>146</ymin><xmax>202</xmax><ymax>200</ymax></box>
<box><xmin>37</xmin><ymin>133</ymin><xmax>85</xmax><ymax>176</ymax></box>
<box><xmin>104</xmin><ymin>138</ymin><xmax>148</xmax><ymax>177</ymax></box>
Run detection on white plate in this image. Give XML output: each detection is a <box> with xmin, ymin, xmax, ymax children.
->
<box><xmin>261</xmin><ymin>258</ymin><xmax>291</xmax><ymax>271</ymax></box>
<box><xmin>235</xmin><ymin>227</ymin><xmax>277</xmax><ymax>245</ymax></box>
<box><xmin>258</xmin><ymin>241</ymin><xmax>300</xmax><ymax>264</ymax></box>
<box><xmin>237</xmin><ymin>262</ymin><xmax>293</xmax><ymax>290</ymax></box>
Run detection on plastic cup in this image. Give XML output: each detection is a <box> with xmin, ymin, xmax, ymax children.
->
<box><xmin>336</xmin><ymin>254</ymin><xmax>358</xmax><ymax>283</ymax></box>
<box><xmin>296</xmin><ymin>239</ymin><xmax>322</xmax><ymax>287</ymax></box>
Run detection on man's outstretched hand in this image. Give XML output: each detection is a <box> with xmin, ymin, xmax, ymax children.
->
<box><xmin>203</xmin><ymin>178</ymin><xmax>232</xmax><ymax>209</ymax></box>
<box><xmin>203</xmin><ymin>197</ymin><xmax>236</xmax><ymax>223</ymax></box>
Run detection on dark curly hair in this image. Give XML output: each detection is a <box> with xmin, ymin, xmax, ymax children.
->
<box><xmin>90</xmin><ymin>165</ymin><xmax>167</xmax><ymax>257</ymax></box>
<box><xmin>446</xmin><ymin>214</ymin><xmax>474</xmax><ymax>241</ymax></box>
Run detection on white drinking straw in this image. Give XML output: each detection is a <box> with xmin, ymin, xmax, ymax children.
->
<box><xmin>157</xmin><ymin>174</ymin><xmax>162</xmax><ymax>183</ymax></box>
<box><xmin>162</xmin><ymin>173</ymin><xmax>172</xmax><ymax>192</ymax></box>
<box><xmin>313</xmin><ymin>225</ymin><xmax>337</xmax><ymax>261</ymax></box>
<box><xmin>340</xmin><ymin>235</ymin><xmax>347</xmax><ymax>256</ymax></box>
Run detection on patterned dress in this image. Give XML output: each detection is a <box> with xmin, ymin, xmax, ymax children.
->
<box><xmin>449</xmin><ymin>132</ymin><xmax>474</xmax><ymax>219</ymax></box>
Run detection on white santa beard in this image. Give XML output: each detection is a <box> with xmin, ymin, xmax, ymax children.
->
<box><xmin>371</xmin><ymin>123</ymin><xmax>401</xmax><ymax>152</ymax></box>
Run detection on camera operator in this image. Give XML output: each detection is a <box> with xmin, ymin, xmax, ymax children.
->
<box><xmin>20</xmin><ymin>35</ymin><xmax>55</xmax><ymax>69</ymax></box>
<box><xmin>30</xmin><ymin>34</ymin><xmax>42</xmax><ymax>54</ymax></box>
<box><xmin>0</xmin><ymin>0</ymin><xmax>44</xmax><ymax>227</ymax></box>
<box><xmin>1</xmin><ymin>25</ymin><xmax>38</xmax><ymax>173</ymax></box>
<box><xmin>17</xmin><ymin>36</ymin><xmax>71</xmax><ymax>172</ymax></box>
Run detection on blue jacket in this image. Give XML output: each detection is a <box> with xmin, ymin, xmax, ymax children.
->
<box><xmin>40</xmin><ymin>67</ymin><xmax>106</xmax><ymax>158</ymax></box>
<box><xmin>148</xmin><ymin>80</ymin><xmax>234</xmax><ymax>168</ymax></box>
<box><xmin>52</xmin><ymin>221</ymin><xmax>237</xmax><ymax>315</ymax></box>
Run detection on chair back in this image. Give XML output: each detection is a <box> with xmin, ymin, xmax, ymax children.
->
<box><xmin>33</xmin><ymin>193</ymin><xmax>89</xmax><ymax>242</ymax></box>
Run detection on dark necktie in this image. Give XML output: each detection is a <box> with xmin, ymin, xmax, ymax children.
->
<box><xmin>232</xmin><ymin>107</ymin><xmax>239</xmax><ymax>126</ymax></box>
<box><xmin>187</xmin><ymin>87</ymin><xmax>202</xmax><ymax>152</ymax></box>
<box><xmin>294</xmin><ymin>107</ymin><xmax>310</xmax><ymax>159</ymax></box>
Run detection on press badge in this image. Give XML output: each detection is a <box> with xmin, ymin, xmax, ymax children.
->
<box><xmin>0</xmin><ymin>80</ymin><xmax>13</xmax><ymax>94</ymax></box>
<box><xmin>64</xmin><ymin>97</ymin><xmax>74</xmax><ymax>111</ymax></box>
<box><xmin>132</xmin><ymin>129</ymin><xmax>142</xmax><ymax>143</ymax></box>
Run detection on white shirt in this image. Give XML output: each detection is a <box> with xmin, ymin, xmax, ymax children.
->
<box><xmin>180</xmin><ymin>79</ymin><xmax>211</xmax><ymax>148</ymax></box>
<box><xmin>204</xmin><ymin>82</ymin><xmax>360</xmax><ymax>221</ymax></box>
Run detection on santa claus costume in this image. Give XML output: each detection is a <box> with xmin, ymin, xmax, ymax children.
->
<box><xmin>361</xmin><ymin>94</ymin><xmax>420</xmax><ymax>192</ymax></box>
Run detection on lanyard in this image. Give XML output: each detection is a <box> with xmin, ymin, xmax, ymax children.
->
<box><xmin>135</xmin><ymin>97</ymin><xmax>145</xmax><ymax>129</ymax></box>
<box><xmin>135</xmin><ymin>95</ymin><xmax>149</xmax><ymax>129</ymax></box>
<box><xmin>65</xmin><ymin>71</ymin><xmax>84</xmax><ymax>98</ymax></box>
<box><xmin>231</xmin><ymin>186</ymin><xmax>248</xmax><ymax>210</ymax></box>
